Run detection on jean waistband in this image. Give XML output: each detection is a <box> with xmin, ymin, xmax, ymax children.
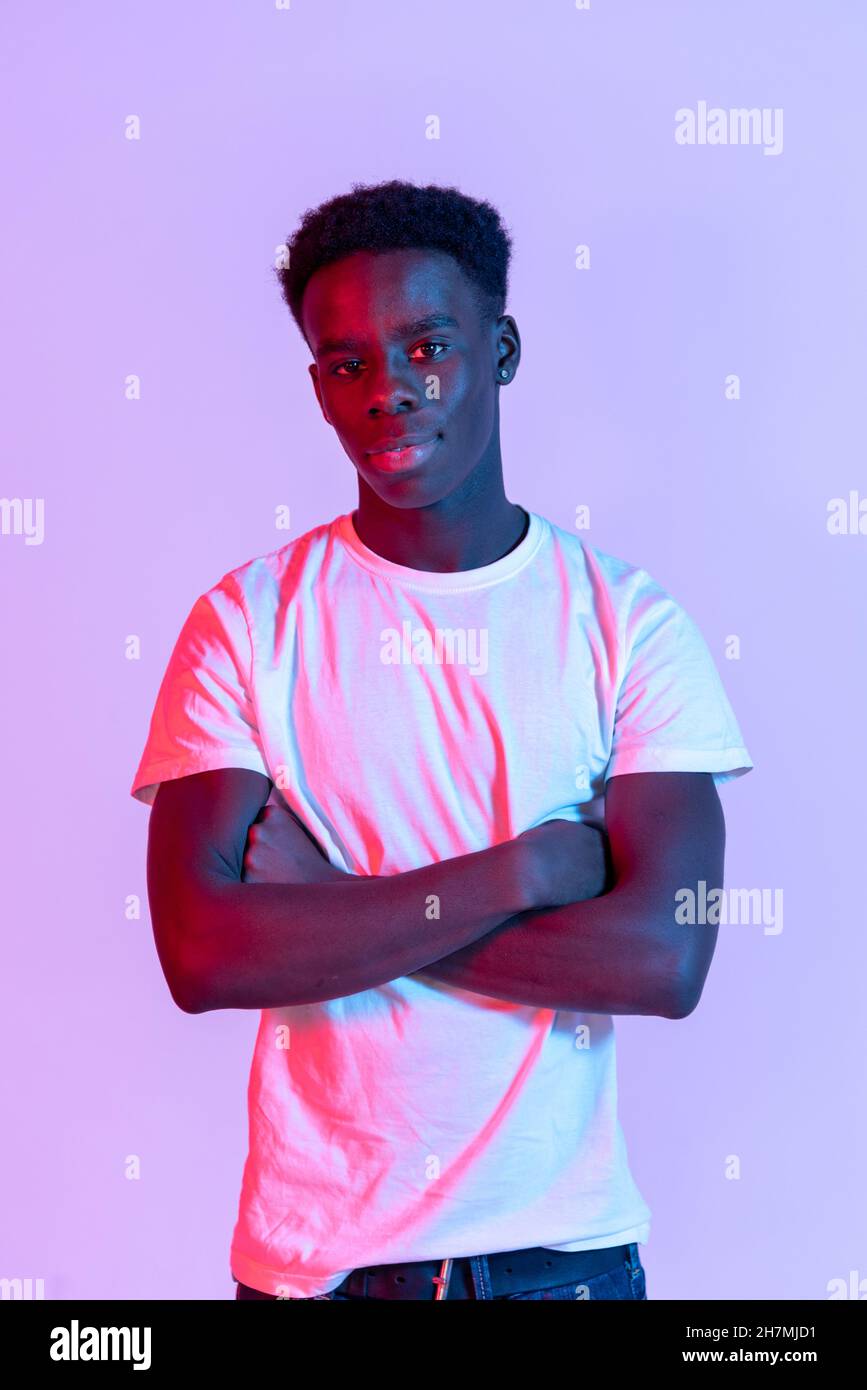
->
<box><xmin>336</xmin><ymin>1242</ymin><xmax>634</xmax><ymax>1300</ymax></box>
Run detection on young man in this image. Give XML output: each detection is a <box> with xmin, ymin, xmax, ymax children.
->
<box><xmin>131</xmin><ymin>179</ymin><xmax>753</xmax><ymax>1302</ymax></box>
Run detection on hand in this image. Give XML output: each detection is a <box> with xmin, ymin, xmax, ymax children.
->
<box><xmin>242</xmin><ymin>803</ymin><xmax>351</xmax><ymax>886</ymax></box>
<box><xmin>515</xmin><ymin>817</ymin><xmax>611</xmax><ymax>909</ymax></box>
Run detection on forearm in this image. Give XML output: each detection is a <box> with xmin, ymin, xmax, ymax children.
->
<box><xmin>413</xmin><ymin>885</ymin><xmax>681</xmax><ymax>1018</ymax></box>
<box><xmin>184</xmin><ymin>839</ymin><xmax>533</xmax><ymax>1012</ymax></box>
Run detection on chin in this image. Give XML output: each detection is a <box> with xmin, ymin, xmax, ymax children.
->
<box><xmin>366</xmin><ymin>481</ymin><xmax>436</xmax><ymax>509</ymax></box>
<box><xmin>357</xmin><ymin>463</ymin><xmax>438</xmax><ymax>503</ymax></box>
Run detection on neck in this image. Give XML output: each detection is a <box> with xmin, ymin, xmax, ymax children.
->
<box><xmin>352</xmin><ymin>472</ymin><xmax>527</xmax><ymax>574</ymax></box>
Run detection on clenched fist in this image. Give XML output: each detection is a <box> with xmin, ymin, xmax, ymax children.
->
<box><xmin>242</xmin><ymin>802</ymin><xmax>351</xmax><ymax>886</ymax></box>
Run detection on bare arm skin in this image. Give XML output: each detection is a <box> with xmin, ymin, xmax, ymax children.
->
<box><xmin>144</xmin><ymin>768</ymin><xmax>590</xmax><ymax>1014</ymax></box>
<box><xmin>234</xmin><ymin>772</ymin><xmax>725</xmax><ymax>1018</ymax></box>
<box><xmin>414</xmin><ymin>772</ymin><xmax>726</xmax><ymax>1018</ymax></box>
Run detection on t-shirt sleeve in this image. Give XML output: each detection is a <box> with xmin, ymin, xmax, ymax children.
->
<box><xmin>605</xmin><ymin>572</ymin><xmax>753</xmax><ymax>787</ymax></box>
<box><xmin>130</xmin><ymin>573</ymin><xmax>270</xmax><ymax>806</ymax></box>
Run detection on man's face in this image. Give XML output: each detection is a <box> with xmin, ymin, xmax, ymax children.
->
<box><xmin>303</xmin><ymin>248</ymin><xmax>511</xmax><ymax>509</ymax></box>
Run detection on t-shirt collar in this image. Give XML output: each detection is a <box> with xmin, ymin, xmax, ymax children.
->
<box><xmin>334</xmin><ymin>508</ymin><xmax>547</xmax><ymax>592</ymax></box>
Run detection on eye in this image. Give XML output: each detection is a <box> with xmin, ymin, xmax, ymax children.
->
<box><xmin>411</xmin><ymin>341</ymin><xmax>450</xmax><ymax>361</ymax></box>
<box><xmin>330</xmin><ymin>342</ymin><xmax>450</xmax><ymax>378</ymax></box>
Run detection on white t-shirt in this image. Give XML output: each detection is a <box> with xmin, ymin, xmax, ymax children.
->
<box><xmin>131</xmin><ymin>508</ymin><xmax>753</xmax><ymax>1297</ymax></box>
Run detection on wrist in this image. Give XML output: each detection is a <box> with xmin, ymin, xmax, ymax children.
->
<box><xmin>497</xmin><ymin>837</ymin><xmax>540</xmax><ymax>915</ymax></box>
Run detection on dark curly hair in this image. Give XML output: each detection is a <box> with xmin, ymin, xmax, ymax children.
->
<box><xmin>275</xmin><ymin>178</ymin><xmax>513</xmax><ymax>344</ymax></box>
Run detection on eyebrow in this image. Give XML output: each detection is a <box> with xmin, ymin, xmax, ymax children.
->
<box><xmin>315</xmin><ymin>313</ymin><xmax>461</xmax><ymax>358</ymax></box>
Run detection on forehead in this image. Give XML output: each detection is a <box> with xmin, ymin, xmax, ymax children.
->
<box><xmin>302</xmin><ymin>248</ymin><xmax>477</xmax><ymax>348</ymax></box>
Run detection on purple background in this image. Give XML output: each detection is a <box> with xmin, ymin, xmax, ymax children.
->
<box><xmin>2</xmin><ymin>0</ymin><xmax>865</xmax><ymax>1301</ymax></box>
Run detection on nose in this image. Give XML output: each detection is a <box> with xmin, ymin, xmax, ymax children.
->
<box><xmin>367</xmin><ymin>386</ymin><xmax>421</xmax><ymax>416</ymax></box>
<box><xmin>364</xmin><ymin>358</ymin><xmax>425</xmax><ymax>415</ymax></box>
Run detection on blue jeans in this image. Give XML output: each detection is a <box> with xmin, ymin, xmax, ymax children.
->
<box><xmin>234</xmin><ymin>1242</ymin><xmax>648</xmax><ymax>1300</ymax></box>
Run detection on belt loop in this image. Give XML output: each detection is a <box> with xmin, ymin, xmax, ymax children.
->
<box><xmin>469</xmin><ymin>1253</ymin><xmax>494</xmax><ymax>1300</ymax></box>
<box><xmin>433</xmin><ymin>1257</ymin><xmax>453</xmax><ymax>1300</ymax></box>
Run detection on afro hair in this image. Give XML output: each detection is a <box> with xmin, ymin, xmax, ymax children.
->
<box><xmin>275</xmin><ymin>178</ymin><xmax>513</xmax><ymax>343</ymax></box>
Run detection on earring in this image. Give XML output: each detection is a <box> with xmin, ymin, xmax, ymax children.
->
<box><xmin>499</xmin><ymin>368</ymin><xmax>509</xmax><ymax>380</ymax></box>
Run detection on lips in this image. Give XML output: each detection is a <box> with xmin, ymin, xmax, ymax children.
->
<box><xmin>366</xmin><ymin>434</ymin><xmax>439</xmax><ymax>454</ymax></box>
<box><xmin>365</xmin><ymin>434</ymin><xmax>442</xmax><ymax>473</ymax></box>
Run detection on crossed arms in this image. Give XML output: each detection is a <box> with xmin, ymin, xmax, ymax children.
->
<box><xmin>144</xmin><ymin>766</ymin><xmax>725</xmax><ymax>1020</ymax></box>
<box><xmin>412</xmin><ymin>771</ymin><xmax>725</xmax><ymax>1019</ymax></box>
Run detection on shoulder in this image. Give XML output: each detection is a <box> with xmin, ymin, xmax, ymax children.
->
<box><xmin>197</xmin><ymin>514</ymin><xmax>345</xmax><ymax>625</ymax></box>
<box><xmin>541</xmin><ymin>514</ymin><xmax>673</xmax><ymax>626</ymax></box>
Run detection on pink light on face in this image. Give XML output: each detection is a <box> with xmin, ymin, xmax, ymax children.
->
<box><xmin>365</xmin><ymin>437</ymin><xmax>442</xmax><ymax>473</ymax></box>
